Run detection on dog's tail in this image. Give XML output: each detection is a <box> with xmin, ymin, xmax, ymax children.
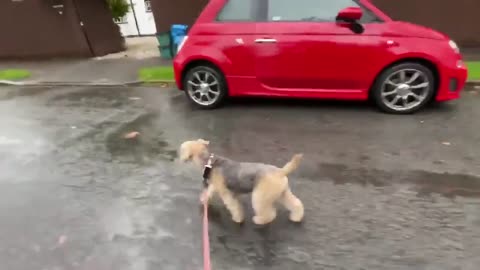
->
<box><xmin>279</xmin><ymin>154</ymin><xmax>303</xmax><ymax>176</ymax></box>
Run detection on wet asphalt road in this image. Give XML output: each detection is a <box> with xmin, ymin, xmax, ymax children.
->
<box><xmin>0</xmin><ymin>85</ymin><xmax>479</xmax><ymax>270</ymax></box>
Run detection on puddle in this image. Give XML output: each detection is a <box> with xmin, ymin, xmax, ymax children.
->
<box><xmin>105</xmin><ymin>112</ymin><xmax>177</xmax><ymax>163</ymax></box>
<box><xmin>0</xmin><ymin>136</ymin><xmax>23</xmax><ymax>145</ymax></box>
<box><xmin>408</xmin><ymin>171</ymin><xmax>480</xmax><ymax>198</ymax></box>
<box><xmin>303</xmin><ymin>162</ymin><xmax>480</xmax><ymax>198</ymax></box>
<box><xmin>0</xmin><ymin>87</ymin><xmax>54</xmax><ymax>100</ymax></box>
<box><xmin>302</xmin><ymin>163</ymin><xmax>393</xmax><ymax>187</ymax></box>
<box><xmin>48</xmin><ymin>87</ymin><xmax>133</xmax><ymax>108</ymax></box>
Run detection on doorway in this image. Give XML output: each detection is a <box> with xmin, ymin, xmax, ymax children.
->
<box><xmin>115</xmin><ymin>0</ymin><xmax>157</xmax><ymax>36</ymax></box>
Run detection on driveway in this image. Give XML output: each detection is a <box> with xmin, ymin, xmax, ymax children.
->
<box><xmin>0</xmin><ymin>86</ymin><xmax>479</xmax><ymax>270</ymax></box>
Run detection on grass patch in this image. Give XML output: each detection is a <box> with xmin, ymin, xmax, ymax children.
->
<box><xmin>0</xmin><ymin>69</ymin><xmax>31</xmax><ymax>81</ymax></box>
<box><xmin>138</xmin><ymin>66</ymin><xmax>174</xmax><ymax>82</ymax></box>
<box><xmin>467</xmin><ymin>61</ymin><xmax>480</xmax><ymax>80</ymax></box>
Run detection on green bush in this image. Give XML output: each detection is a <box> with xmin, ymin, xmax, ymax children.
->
<box><xmin>107</xmin><ymin>0</ymin><xmax>130</xmax><ymax>21</ymax></box>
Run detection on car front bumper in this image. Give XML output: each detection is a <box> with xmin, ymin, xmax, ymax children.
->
<box><xmin>435</xmin><ymin>60</ymin><xmax>468</xmax><ymax>101</ymax></box>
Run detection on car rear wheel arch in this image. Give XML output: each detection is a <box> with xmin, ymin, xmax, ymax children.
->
<box><xmin>369</xmin><ymin>58</ymin><xmax>440</xmax><ymax>99</ymax></box>
<box><xmin>181</xmin><ymin>61</ymin><xmax>229</xmax><ymax>109</ymax></box>
<box><xmin>180</xmin><ymin>59</ymin><xmax>228</xmax><ymax>92</ymax></box>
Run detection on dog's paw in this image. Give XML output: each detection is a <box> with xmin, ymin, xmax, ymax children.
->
<box><xmin>252</xmin><ymin>216</ymin><xmax>263</xmax><ymax>225</ymax></box>
<box><xmin>232</xmin><ymin>214</ymin><xmax>245</xmax><ymax>224</ymax></box>
<box><xmin>289</xmin><ymin>212</ymin><xmax>304</xmax><ymax>223</ymax></box>
<box><xmin>253</xmin><ymin>216</ymin><xmax>272</xmax><ymax>225</ymax></box>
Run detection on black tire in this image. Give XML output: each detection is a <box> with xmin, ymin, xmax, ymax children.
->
<box><xmin>372</xmin><ymin>62</ymin><xmax>436</xmax><ymax>114</ymax></box>
<box><xmin>182</xmin><ymin>65</ymin><xmax>228</xmax><ymax>109</ymax></box>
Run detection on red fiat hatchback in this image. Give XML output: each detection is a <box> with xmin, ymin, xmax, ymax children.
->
<box><xmin>173</xmin><ymin>0</ymin><xmax>468</xmax><ymax>114</ymax></box>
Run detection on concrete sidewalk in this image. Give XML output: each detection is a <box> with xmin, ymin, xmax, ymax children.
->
<box><xmin>0</xmin><ymin>58</ymin><xmax>172</xmax><ymax>85</ymax></box>
<box><xmin>0</xmin><ymin>37</ymin><xmax>172</xmax><ymax>86</ymax></box>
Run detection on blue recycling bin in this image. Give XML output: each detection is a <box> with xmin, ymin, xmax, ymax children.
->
<box><xmin>156</xmin><ymin>24</ymin><xmax>188</xmax><ymax>60</ymax></box>
<box><xmin>170</xmin><ymin>24</ymin><xmax>188</xmax><ymax>55</ymax></box>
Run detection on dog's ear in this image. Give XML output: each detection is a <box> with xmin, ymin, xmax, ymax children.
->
<box><xmin>197</xmin><ymin>139</ymin><xmax>210</xmax><ymax>145</ymax></box>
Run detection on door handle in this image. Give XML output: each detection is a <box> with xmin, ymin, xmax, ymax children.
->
<box><xmin>386</xmin><ymin>40</ymin><xmax>399</xmax><ymax>46</ymax></box>
<box><xmin>255</xmin><ymin>38</ymin><xmax>277</xmax><ymax>43</ymax></box>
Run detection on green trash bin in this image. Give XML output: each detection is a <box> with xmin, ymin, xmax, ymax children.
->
<box><xmin>156</xmin><ymin>31</ymin><xmax>174</xmax><ymax>60</ymax></box>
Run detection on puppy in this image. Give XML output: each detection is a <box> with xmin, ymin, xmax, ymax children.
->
<box><xmin>179</xmin><ymin>139</ymin><xmax>304</xmax><ymax>225</ymax></box>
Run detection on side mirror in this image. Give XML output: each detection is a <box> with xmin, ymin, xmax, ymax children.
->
<box><xmin>336</xmin><ymin>7</ymin><xmax>363</xmax><ymax>22</ymax></box>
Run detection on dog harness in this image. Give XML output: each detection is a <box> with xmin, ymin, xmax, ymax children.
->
<box><xmin>202</xmin><ymin>154</ymin><xmax>215</xmax><ymax>188</ymax></box>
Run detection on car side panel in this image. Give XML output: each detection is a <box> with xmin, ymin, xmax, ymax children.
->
<box><xmin>174</xmin><ymin>22</ymin><xmax>258</xmax><ymax>95</ymax></box>
<box><xmin>254</xmin><ymin>22</ymin><xmax>391</xmax><ymax>92</ymax></box>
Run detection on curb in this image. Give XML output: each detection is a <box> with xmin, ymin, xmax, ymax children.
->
<box><xmin>0</xmin><ymin>79</ymin><xmax>176</xmax><ymax>88</ymax></box>
<box><xmin>1</xmin><ymin>79</ymin><xmax>479</xmax><ymax>90</ymax></box>
<box><xmin>140</xmin><ymin>80</ymin><xmax>176</xmax><ymax>88</ymax></box>
<box><xmin>0</xmin><ymin>80</ymin><xmax>144</xmax><ymax>87</ymax></box>
<box><xmin>465</xmin><ymin>80</ymin><xmax>480</xmax><ymax>89</ymax></box>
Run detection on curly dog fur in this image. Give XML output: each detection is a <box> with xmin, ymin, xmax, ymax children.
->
<box><xmin>178</xmin><ymin>139</ymin><xmax>304</xmax><ymax>225</ymax></box>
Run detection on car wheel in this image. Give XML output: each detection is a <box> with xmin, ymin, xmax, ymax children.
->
<box><xmin>372</xmin><ymin>62</ymin><xmax>436</xmax><ymax>114</ymax></box>
<box><xmin>183</xmin><ymin>65</ymin><xmax>227</xmax><ymax>109</ymax></box>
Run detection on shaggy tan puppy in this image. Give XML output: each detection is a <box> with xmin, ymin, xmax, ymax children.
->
<box><xmin>178</xmin><ymin>139</ymin><xmax>304</xmax><ymax>225</ymax></box>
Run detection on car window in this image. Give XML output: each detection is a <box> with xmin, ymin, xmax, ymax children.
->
<box><xmin>217</xmin><ymin>0</ymin><xmax>256</xmax><ymax>21</ymax></box>
<box><xmin>359</xmin><ymin>6</ymin><xmax>383</xmax><ymax>23</ymax></box>
<box><xmin>267</xmin><ymin>0</ymin><xmax>381</xmax><ymax>23</ymax></box>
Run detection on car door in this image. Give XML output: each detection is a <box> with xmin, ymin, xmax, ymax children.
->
<box><xmin>208</xmin><ymin>0</ymin><xmax>263</xmax><ymax>96</ymax></box>
<box><xmin>253</xmin><ymin>0</ymin><xmax>389</xmax><ymax>98</ymax></box>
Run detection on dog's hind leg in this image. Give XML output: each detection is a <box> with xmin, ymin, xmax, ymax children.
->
<box><xmin>251</xmin><ymin>174</ymin><xmax>286</xmax><ymax>225</ymax></box>
<box><xmin>280</xmin><ymin>187</ymin><xmax>304</xmax><ymax>222</ymax></box>
<box><xmin>252</xmin><ymin>192</ymin><xmax>277</xmax><ymax>225</ymax></box>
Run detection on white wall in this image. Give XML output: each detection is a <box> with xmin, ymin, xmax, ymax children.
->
<box><xmin>115</xmin><ymin>0</ymin><xmax>157</xmax><ymax>37</ymax></box>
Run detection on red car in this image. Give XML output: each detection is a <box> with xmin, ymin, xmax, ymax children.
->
<box><xmin>173</xmin><ymin>0</ymin><xmax>468</xmax><ymax>114</ymax></box>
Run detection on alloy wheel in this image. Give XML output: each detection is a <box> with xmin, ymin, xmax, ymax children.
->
<box><xmin>380</xmin><ymin>69</ymin><xmax>431</xmax><ymax>112</ymax></box>
<box><xmin>186</xmin><ymin>70</ymin><xmax>221</xmax><ymax>106</ymax></box>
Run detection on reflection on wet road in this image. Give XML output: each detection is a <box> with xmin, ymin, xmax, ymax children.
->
<box><xmin>0</xmin><ymin>86</ymin><xmax>479</xmax><ymax>270</ymax></box>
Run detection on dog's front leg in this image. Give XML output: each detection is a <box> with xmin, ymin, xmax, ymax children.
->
<box><xmin>218</xmin><ymin>190</ymin><xmax>244</xmax><ymax>223</ymax></box>
<box><xmin>200</xmin><ymin>185</ymin><xmax>215</xmax><ymax>205</ymax></box>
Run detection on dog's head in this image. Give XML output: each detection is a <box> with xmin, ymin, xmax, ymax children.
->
<box><xmin>178</xmin><ymin>139</ymin><xmax>210</xmax><ymax>164</ymax></box>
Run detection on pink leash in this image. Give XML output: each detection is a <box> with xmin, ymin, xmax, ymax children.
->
<box><xmin>202</xmin><ymin>201</ymin><xmax>211</xmax><ymax>270</ymax></box>
<box><xmin>201</xmin><ymin>154</ymin><xmax>215</xmax><ymax>270</ymax></box>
